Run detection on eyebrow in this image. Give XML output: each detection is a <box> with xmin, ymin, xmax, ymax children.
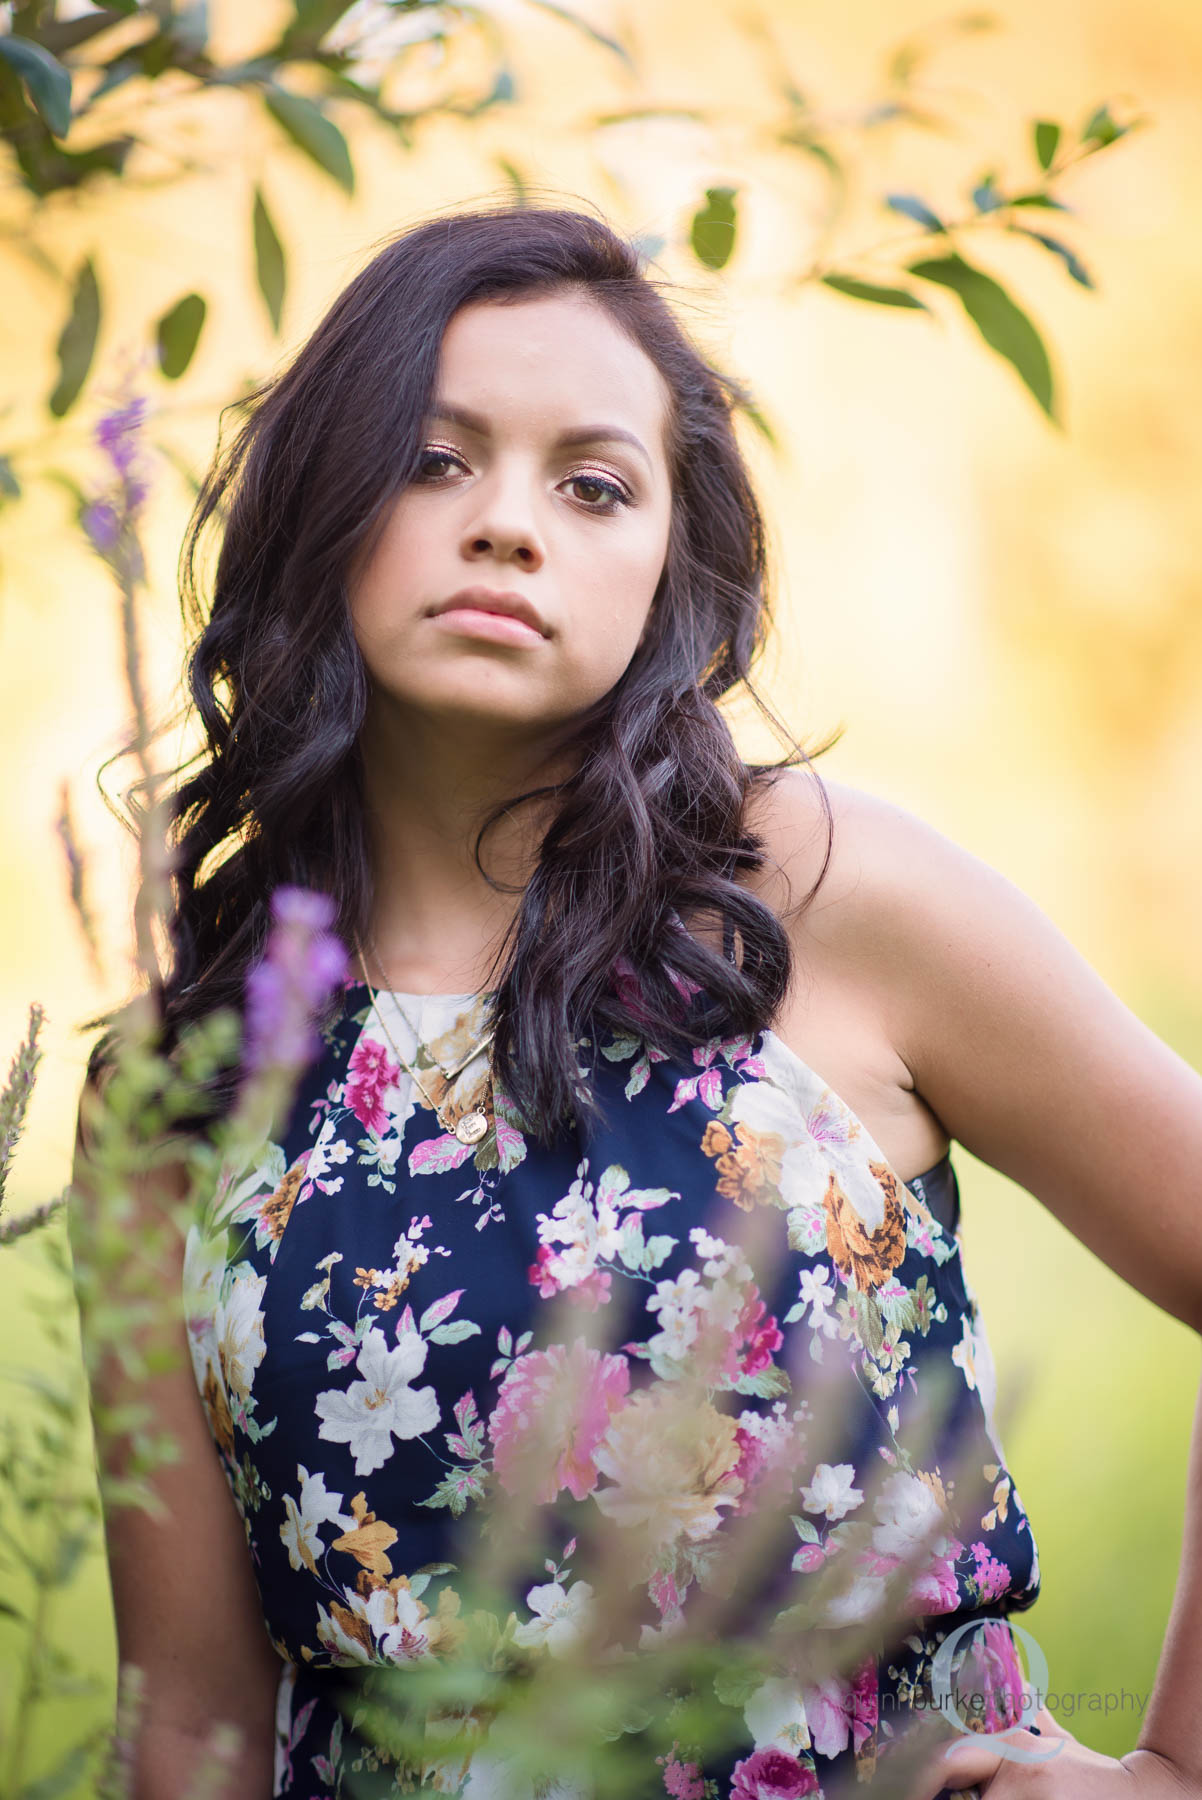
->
<box><xmin>427</xmin><ymin>400</ymin><xmax>654</xmax><ymax>472</ymax></box>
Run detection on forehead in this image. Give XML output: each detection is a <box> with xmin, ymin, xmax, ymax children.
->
<box><xmin>433</xmin><ymin>289</ymin><xmax>671</xmax><ymax>454</ymax></box>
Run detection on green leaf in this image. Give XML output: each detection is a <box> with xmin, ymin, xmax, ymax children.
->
<box><xmin>49</xmin><ymin>258</ymin><xmax>100</xmax><ymax>418</ymax></box>
<box><xmin>0</xmin><ymin>36</ymin><xmax>73</xmax><ymax>138</ymax></box>
<box><xmin>740</xmin><ymin>401</ymin><xmax>778</xmax><ymax>447</ymax></box>
<box><xmin>276</xmin><ymin>0</ymin><xmax>362</xmax><ymax>58</ymax></box>
<box><xmin>427</xmin><ymin>1319</ymin><xmax>481</xmax><ymax>1346</ymax></box>
<box><xmin>884</xmin><ymin>192</ymin><xmax>945</xmax><ymax>232</ymax></box>
<box><xmin>155</xmin><ymin>292</ymin><xmax>206</xmax><ymax>379</ymax></box>
<box><xmin>0</xmin><ymin>456</ymin><xmax>20</xmax><ymax>502</ymax></box>
<box><xmin>971</xmin><ymin>174</ymin><xmax>1004</xmax><ymax>213</ymax></box>
<box><xmin>713</xmin><ymin>1665</ymin><xmax>765</xmax><ymax>1708</ymax></box>
<box><xmin>264</xmin><ymin>87</ymin><xmax>354</xmax><ymax>194</ymax></box>
<box><xmin>1081</xmin><ymin>102</ymin><xmax>1126</xmax><ymax>148</ymax></box>
<box><xmin>1008</xmin><ymin>192</ymin><xmax>1070</xmax><ymax>211</ymax></box>
<box><xmin>733</xmin><ymin>1363</ymin><xmax>791</xmax><ymax>1399</ymax></box>
<box><xmin>690</xmin><ymin>186</ymin><xmax>738</xmax><ymax>272</ymax></box>
<box><xmin>821</xmin><ymin>273</ymin><xmax>929</xmax><ymax>311</ymax></box>
<box><xmin>495</xmin><ymin>157</ymin><xmax>528</xmax><ymax>203</ymax></box>
<box><xmin>1034</xmin><ymin>119</ymin><xmax>1061</xmax><ymax>170</ymax></box>
<box><xmin>253</xmin><ymin>187</ymin><xmax>286</xmax><ymax>333</ymax></box>
<box><xmin>908</xmin><ymin>252</ymin><xmax>1057</xmax><ymax>421</ymax></box>
<box><xmin>1009</xmin><ymin>226</ymin><xmax>1094</xmax><ymax>289</ymax></box>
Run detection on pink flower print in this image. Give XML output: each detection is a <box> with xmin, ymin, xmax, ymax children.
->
<box><xmin>657</xmin><ymin>1745</ymin><xmax>707</xmax><ymax>1799</ymax></box>
<box><xmin>805</xmin><ymin>1662</ymin><xmax>879</xmax><ymax>1758</ymax></box>
<box><xmin>849</xmin><ymin>1657</ymin><xmax>879</xmax><ymax>1752</ymax></box>
<box><xmin>805</xmin><ymin>1091</ymin><xmax>859</xmax><ymax>1155</ymax></box>
<box><xmin>957</xmin><ymin>1619</ymin><xmax>1026</xmax><ymax>1731</ymax></box>
<box><xmin>344</xmin><ymin>1033</ymin><xmax>400</xmax><ymax>1135</ymax></box>
<box><xmin>970</xmin><ymin>1539</ymin><xmax>1012</xmax><ymax>1605</ymax></box>
<box><xmin>727</xmin><ymin>1288</ymin><xmax>784</xmax><ymax>1381</ymax></box>
<box><xmin>648</xmin><ymin>1568</ymin><xmax>685</xmax><ymax>1628</ymax></box>
<box><xmin>729</xmin><ymin>1748</ymin><xmax>819</xmax><ymax>1798</ymax></box>
<box><xmin>907</xmin><ymin>1542</ymin><xmax>964</xmax><ymax>1615</ymax></box>
<box><xmin>732</xmin><ymin>1423</ymin><xmax>768</xmax><ymax>1498</ymax></box>
<box><xmin>528</xmin><ymin>1243</ymin><xmax>561</xmax><ymax>1299</ymax></box>
<box><xmin>792</xmin><ymin>1541</ymin><xmax>828</xmax><ymax>1574</ymax></box>
<box><xmin>573</xmin><ymin>1267</ymin><xmax>613</xmax><ymax>1309</ymax></box>
<box><xmin>528</xmin><ymin>1246</ymin><xmax>612</xmax><ymax>1309</ymax></box>
<box><xmin>612</xmin><ymin>953</ymin><xmax>659</xmax><ymax>1031</ymax></box>
<box><xmin>488</xmin><ymin>1339</ymin><xmax>630</xmax><ymax>1503</ymax></box>
<box><xmin>907</xmin><ymin>1555</ymin><xmax>956</xmax><ymax>1614</ymax></box>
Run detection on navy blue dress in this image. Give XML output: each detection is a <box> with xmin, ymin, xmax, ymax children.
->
<box><xmin>184</xmin><ymin>970</ymin><xmax>1040</xmax><ymax>1798</ymax></box>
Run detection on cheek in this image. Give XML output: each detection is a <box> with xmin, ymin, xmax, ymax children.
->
<box><xmin>348</xmin><ymin>507</ymin><xmax>425</xmax><ymax>638</ymax></box>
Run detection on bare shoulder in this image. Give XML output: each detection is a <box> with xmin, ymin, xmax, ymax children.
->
<box><xmin>743</xmin><ymin>763</ymin><xmax>979</xmax><ymax>967</ymax></box>
<box><xmin>743</xmin><ymin>760</ymin><xmax>1074</xmax><ymax>1085</ymax></box>
<box><xmin>749</xmin><ymin>764</ymin><xmax>1202</xmax><ymax>1334</ymax></box>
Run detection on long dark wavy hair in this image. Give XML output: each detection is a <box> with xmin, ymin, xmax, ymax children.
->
<box><xmin>96</xmin><ymin>202</ymin><xmax>837</xmax><ymax>1140</ymax></box>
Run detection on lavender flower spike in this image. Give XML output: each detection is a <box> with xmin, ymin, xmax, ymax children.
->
<box><xmin>243</xmin><ymin>887</ymin><xmax>349</xmax><ymax>1077</ymax></box>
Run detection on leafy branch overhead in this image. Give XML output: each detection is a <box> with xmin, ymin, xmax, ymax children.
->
<box><xmin>687</xmin><ymin>57</ymin><xmax>1140</xmax><ymax>426</ymax></box>
<box><xmin>0</xmin><ymin>0</ymin><xmax>623</xmax><ymax>451</ymax></box>
<box><xmin>0</xmin><ymin>2</ymin><xmax>1144</xmax><ymax>484</ymax></box>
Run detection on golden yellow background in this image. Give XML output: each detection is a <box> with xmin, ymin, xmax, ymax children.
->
<box><xmin>3</xmin><ymin>0</ymin><xmax>1201</xmax><ymax>1785</ymax></box>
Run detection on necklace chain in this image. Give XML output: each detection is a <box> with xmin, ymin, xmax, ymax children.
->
<box><xmin>357</xmin><ymin>941</ymin><xmax>495</xmax><ymax>1146</ymax></box>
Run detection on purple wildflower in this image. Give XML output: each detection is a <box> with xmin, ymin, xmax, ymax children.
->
<box><xmin>243</xmin><ymin>887</ymin><xmax>349</xmax><ymax>1077</ymax></box>
<box><xmin>81</xmin><ymin>377</ymin><xmax>152</xmax><ymax>566</ymax></box>
<box><xmin>95</xmin><ymin>394</ymin><xmax>148</xmax><ymax>479</ymax></box>
<box><xmin>81</xmin><ymin>500</ymin><xmax>121</xmax><ymax>554</ymax></box>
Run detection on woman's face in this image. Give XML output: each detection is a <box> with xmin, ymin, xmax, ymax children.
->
<box><xmin>348</xmin><ymin>288</ymin><xmax>674</xmax><ymax>745</ymax></box>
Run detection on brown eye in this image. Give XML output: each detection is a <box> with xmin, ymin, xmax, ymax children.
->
<box><xmin>416</xmin><ymin>448</ymin><xmax>464</xmax><ymax>482</ymax></box>
<box><xmin>564</xmin><ymin>472</ymin><xmax>630</xmax><ymax>511</ymax></box>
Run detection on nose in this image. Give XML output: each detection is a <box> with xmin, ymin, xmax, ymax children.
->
<box><xmin>459</xmin><ymin>466</ymin><xmax>545</xmax><ymax>573</ymax></box>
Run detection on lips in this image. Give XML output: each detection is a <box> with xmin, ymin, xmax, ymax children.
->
<box><xmin>430</xmin><ymin>587</ymin><xmax>548</xmax><ymax>638</ymax></box>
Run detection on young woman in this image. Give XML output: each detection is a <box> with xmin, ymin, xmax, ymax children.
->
<box><xmin>75</xmin><ymin>204</ymin><xmax>1202</xmax><ymax>1800</ymax></box>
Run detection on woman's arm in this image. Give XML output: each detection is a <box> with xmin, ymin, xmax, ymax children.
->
<box><xmin>770</xmin><ymin>774</ymin><xmax>1202</xmax><ymax>1332</ymax></box>
<box><xmin>71</xmin><ymin>1094</ymin><xmax>281</xmax><ymax>1800</ymax></box>
<box><xmin>759</xmin><ymin>772</ymin><xmax>1202</xmax><ymax>1794</ymax></box>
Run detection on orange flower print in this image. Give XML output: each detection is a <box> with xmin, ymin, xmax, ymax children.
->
<box><xmin>332</xmin><ymin>1491</ymin><xmax>399</xmax><ymax>1577</ymax></box>
<box><xmin>700</xmin><ymin>1118</ymin><xmax>785</xmax><ymax>1211</ymax></box>
<box><xmin>823</xmin><ymin>1167</ymin><xmax>907</xmax><ymax>1293</ymax></box>
<box><xmin>202</xmin><ymin>1364</ymin><xmax>235</xmax><ymax>1460</ymax></box>
<box><xmin>263</xmin><ymin>1160</ymin><xmax>306</xmax><ymax>1241</ymax></box>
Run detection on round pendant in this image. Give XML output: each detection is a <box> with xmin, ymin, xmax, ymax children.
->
<box><xmin>454</xmin><ymin>1110</ymin><xmax>489</xmax><ymax>1146</ymax></box>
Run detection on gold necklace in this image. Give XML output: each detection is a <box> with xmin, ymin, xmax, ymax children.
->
<box><xmin>357</xmin><ymin>943</ymin><xmax>495</xmax><ymax>1147</ymax></box>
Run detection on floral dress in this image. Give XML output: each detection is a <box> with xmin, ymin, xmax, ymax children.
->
<box><xmin>183</xmin><ymin>972</ymin><xmax>1040</xmax><ymax>1799</ymax></box>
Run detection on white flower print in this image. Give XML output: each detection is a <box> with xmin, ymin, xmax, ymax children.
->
<box><xmin>306</xmin><ymin>1121</ymin><xmax>353</xmax><ymax>1186</ymax></box>
<box><xmin>645</xmin><ymin>1268</ymin><xmax>702</xmax><ymax>1360</ymax></box>
<box><xmin>365</xmin><ymin>1581</ymin><xmax>435</xmax><ymax>1661</ymax></box>
<box><xmin>210</xmin><ymin>1141</ymin><xmax>286</xmax><ymax>1232</ymax></box>
<box><xmin>687</xmin><ymin>1227</ymin><xmax>749</xmax><ymax>1284</ymax></box>
<box><xmin>182</xmin><ymin>1224</ymin><xmax>225</xmax><ymax>1377</ymax></box>
<box><xmin>822</xmin><ymin>1570</ymin><xmax>888</xmax><ymax>1628</ymax></box>
<box><xmin>743</xmin><ymin>1673</ymin><xmax>812</xmax><ymax>1755</ymax></box>
<box><xmin>279</xmin><ymin>1464</ymin><xmax>353</xmax><ymax>1574</ymax></box>
<box><xmin>218</xmin><ymin>1267</ymin><xmax>268</xmax><ymax>1407</ymax></box>
<box><xmin>511</xmin><ymin>1579</ymin><xmax>596</xmax><ymax>1654</ymax></box>
<box><xmin>800</xmin><ymin>1463</ymin><xmax>864</xmax><ymax>1521</ymax></box>
<box><xmin>729</xmin><ymin>1032</ymin><xmax>897</xmax><ymax>1229</ymax></box>
<box><xmin>871</xmin><ymin>1470</ymin><xmax>947</xmax><ymax>1559</ymax></box>
<box><xmin>797</xmin><ymin>1264</ymin><xmax>837</xmax><ymax>1323</ymax></box>
<box><xmin>315</xmin><ymin>1324</ymin><xmax>440</xmax><ymax>1475</ymax></box>
<box><xmin>461</xmin><ymin>1746</ymin><xmax>593</xmax><ymax>1800</ymax></box>
<box><xmin>537</xmin><ymin>1192</ymin><xmax>602</xmax><ymax>1287</ymax></box>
